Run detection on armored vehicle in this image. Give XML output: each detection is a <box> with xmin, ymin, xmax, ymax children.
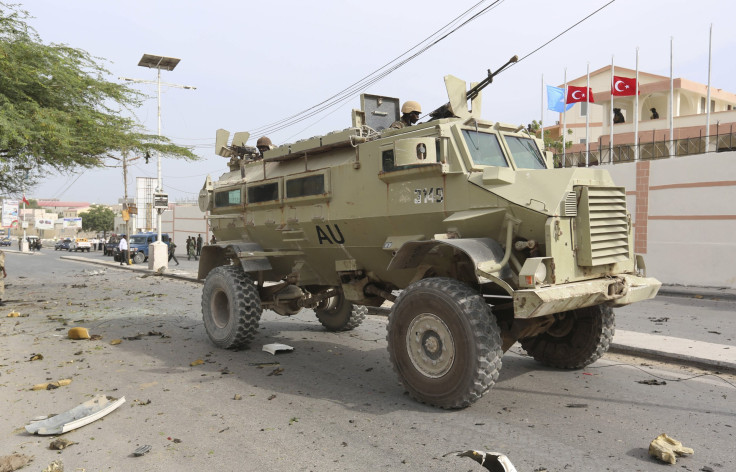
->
<box><xmin>197</xmin><ymin>58</ymin><xmax>661</xmax><ymax>408</ymax></box>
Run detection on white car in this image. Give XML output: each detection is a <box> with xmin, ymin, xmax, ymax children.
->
<box><xmin>68</xmin><ymin>238</ymin><xmax>92</xmax><ymax>252</ymax></box>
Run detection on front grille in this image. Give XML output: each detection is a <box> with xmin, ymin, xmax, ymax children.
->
<box><xmin>575</xmin><ymin>186</ymin><xmax>630</xmax><ymax>266</ymax></box>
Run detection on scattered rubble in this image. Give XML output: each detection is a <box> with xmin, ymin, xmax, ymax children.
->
<box><xmin>648</xmin><ymin>433</ymin><xmax>693</xmax><ymax>464</ymax></box>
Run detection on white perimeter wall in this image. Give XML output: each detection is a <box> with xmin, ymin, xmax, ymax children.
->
<box><xmin>607</xmin><ymin>151</ymin><xmax>736</xmax><ymax>288</ymax></box>
<box><xmin>161</xmin><ymin>205</ymin><xmax>209</xmax><ymax>254</ymax></box>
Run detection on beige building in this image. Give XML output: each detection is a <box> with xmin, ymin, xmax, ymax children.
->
<box><xmin>545</xmin><ymin>65</ymin><xmax>736</xmax><ymax>159</ymax></box>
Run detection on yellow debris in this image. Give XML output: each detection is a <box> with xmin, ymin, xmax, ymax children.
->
<box><xmin>110</xmin><ymin>339</ymin><xmax>122</xmax><ymax>345</ymax></box>
<box><xmin>649</xmin><ymin>433</ymin><xmax>694</xmax><ymax>464</ymax></box>
<box><xmin>190</xmin><ymin>359</ymin><xmax>204</xmax><ymax>366</ymax></box>
<box><xmin>68</xmin><ymin>327</ymin><xmax>91</xmax><ymax>340</ymax></box>
<box><xmin>7</xmin><ymin>311</ymin><xmax>21</xmax><ymax>317</ymax></box>
<box><xmin>31</xmin><ymin>378</ymin><xmax>72</xmax><ymax>391</ymax></box>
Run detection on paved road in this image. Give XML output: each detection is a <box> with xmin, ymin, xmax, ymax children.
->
<box><xmin>1</xmin><ymin>250</ymin><xmax>734</xmax><ymax>471</ymax></box>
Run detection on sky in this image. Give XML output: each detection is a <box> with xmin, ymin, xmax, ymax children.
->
<box><xmin>20</xmin><ymin>0</ymin><xmax>736</xmax><ymax>204</ymax></box>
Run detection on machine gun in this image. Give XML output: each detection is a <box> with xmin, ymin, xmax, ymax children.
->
<box><xmin>429</xmin><ymin>55</ymin><xmax>518</xmax><ymax>120</ymax></box>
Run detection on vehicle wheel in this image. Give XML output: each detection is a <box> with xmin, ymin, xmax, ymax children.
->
<box><xmin>133</xmin><ymin>252</ymin><xmax>145</xmax><ymax>264</ymax></box>
<box><xmin>315</xmin><ymin>290</ymin><xmax>367</xmax><ymax>332</ymax></box>
<box><xmin>386</xmin><ymin>277</ymin><xmax>503</xmax><ymax>409</ymax></box>
<box><xmin>519</xmin><ymin>304</ymin><xmax>615</xmax><ymax>369</ymax></box>
<box><xmin>202</xmin><ymin>265</ymin><xmax>261</xmax><ymax>349</ymax></box>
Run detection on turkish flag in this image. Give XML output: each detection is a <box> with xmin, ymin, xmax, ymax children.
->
<box><xmin>611</xmin><ymin>76</ymin><xmax>638</xmax><ymax>96</ymax></box>
<box><xmin>567</xmin><ymin>85</ymin><xmax>595</xmax><ymax>103</ymax></box>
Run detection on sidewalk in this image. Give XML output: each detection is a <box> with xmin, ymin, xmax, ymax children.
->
<box><xmin>58</xmin><ymin>253</ymin><xmax>736</xmax><ymax>374</ymax></box>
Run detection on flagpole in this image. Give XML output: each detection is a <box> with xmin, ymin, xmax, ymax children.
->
<box><xmin>562</xmin><ymin>68</ymin><xmax>567</xmax><ymax>168</ymax></box>
<box><xmin>610</xmin><ymin>55</ymin><xmax>615</xmax><ymax>164</ymax></box>
<box><xmin>669</xmin><ymin>36</ymin><xmax>675</xmax><ymax>157</ymax></box>
<box><xmin>585</xmin><ymin>62</ymin><xmax>590</xmax><ymax>167</ymax></box>
<box><xmin>705</xmin><ymin>23</ymin><xmax>712</xmax><ymax>152</ymax></box>
<box><xmin>540</xmin><ymin>74</ymin><xmax>544</xmax><ymax>151</ymax></box>
<box><xmin>634</xmin><ymin>47</ymin><xmax>639</xmax><ymax>161</ymax></box>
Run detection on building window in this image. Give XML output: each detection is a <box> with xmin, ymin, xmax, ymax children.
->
<box><xmin>700</xmin><ymin>97</ymin><xmax>706</xmax><ymax>113</ymax></box>
<box><xmin>579</xmin><ymin>138</ymin><xmax>587</xmax><ymax>144</ymax></box>
<box><xmin>579</xmin><ymin>102</ymin><xmax>588</xmax><ymax>117</ymax></box>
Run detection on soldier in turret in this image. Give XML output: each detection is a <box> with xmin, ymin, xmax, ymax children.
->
<box><xmin>390</xmin><ymin>101</ymin><xmax>422</xmax><ymax>129</ymax></box>
<box><xmin>256</xmin><ymin>136</ymin><xmax>273</xmax><ymax>158</ymax></box>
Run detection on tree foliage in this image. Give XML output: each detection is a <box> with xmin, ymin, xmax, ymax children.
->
<box><xmin>79</xmin><ymin>204</ymin><xmax>114</xmax><ymax>234</ymax></box>
<box><xmin>0</xmin><ymin>4</ymin><xmax>198</xmax><ymax>195</ymax></box>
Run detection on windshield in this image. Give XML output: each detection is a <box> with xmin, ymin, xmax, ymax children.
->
<box><xmin>461</xmin><ymin>129</ymin><xmax>508</xmax><ymax>167</ymax></box>
<box><xmin>130</xmin><ymin>236</ymin><xmax>149</xmax><ymax>245</ymax></box>
<box><xmin>504</xmin><ymin>136</ymin><xmax>546</xmax><ymax>169</ymax></box>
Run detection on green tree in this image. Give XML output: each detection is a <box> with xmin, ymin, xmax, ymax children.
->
<box><xmin>79</xmin><ymin>204</ymin><xmax>114</xmax><ymax>235</ymax></box>
<box><xmin>0</xmin><ymin>4</ymin><xmax>198</xmax><ymax>195</ymax></box>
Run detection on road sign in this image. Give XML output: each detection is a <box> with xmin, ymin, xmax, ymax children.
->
<box><xmin>154</xmin><ymin>193</ymin><xmax>169</xmax><ymax>209</ymax></box>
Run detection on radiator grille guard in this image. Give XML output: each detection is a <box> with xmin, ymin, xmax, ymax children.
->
<box><xmin>575</xmin><ymin>186</ymin><xmax>631</xmax><ymax>266</ymax></box>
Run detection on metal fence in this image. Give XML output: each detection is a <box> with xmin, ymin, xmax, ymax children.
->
<box><xmin>555</xmin><ymin>127</ymin><xmax>736</xmax><ymax>168</ymax></box>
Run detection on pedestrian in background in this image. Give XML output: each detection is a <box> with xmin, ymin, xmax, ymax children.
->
<box><xmin>168</xmin><ymin>241</ymin><xmax>179</xmax><ymax>266</ymax></box>
<box><xmin>210</xmin><ymin>235</ymin><xmax>216</xmax><ymax>245</ymax></box>
<box><xmin>118</xmin><ymin>235</ymin><xmax>130</xmax><ymax>266</ymax></box>
<box><xmin>196</xmin><ymin>234</ymin><xmax>203</xmax><ymax>257</ymax></box>
<box><xmin>0</xmin><ymin>249</ymin><xmax>7</xmax><ymax>307</ymax></box>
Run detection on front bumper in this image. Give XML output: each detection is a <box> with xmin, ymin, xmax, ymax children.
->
<box><xmin>513</xmin><ymin>274</ymin><xmax>661</xmax><ymax>318</ymax></box>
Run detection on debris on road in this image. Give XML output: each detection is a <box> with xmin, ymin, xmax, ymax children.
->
<box><xmin>67</xmin><ymin>327</ymin><xmax>90</xmax><ymax>339</ymax></box>
<box><xmin>40</xmin><ymin>460</ymin><xmax>63</xmax><ymax>472</ymax></box>
<box><xmin>110</xmin><ymin>339</ymin><xmax>122</xmax><ymax>345</ymax></box>
<box><xmin>132</xmin><ymin>445</ymin><xmax>152</xmax><ymax>457</ymax></box>
<box><xmin>267</xmin><ymin>367</ymin><xmax>284</xmax><ymax>376</ymax></box>
<box><xmin>262</xmin><ymin>343</ymin><xmax>294</xmax><ymax>355</ymax></box>
<box><xmin>0</xmin><ymin>453</ymin><xmax>32</xmax><ymax>471</ymax></box>
<box><xmin>6</xmin><ymin>311</ymin><xmax>26</xmax><ymax>317</ymax></box>
<box><xmin>190</xmin><ymin>359</ymin><xmax>204</xmax><ymax>366</ymax></box>
<box><xmin>49</xmin><ymin>438</ymin><xmax>77</xmax><ymax>450</ymax></box>
<box><xmin>565</xmin><ymin>403</ymin><xmax>588</xmax><ymax>408</ymax></box>
<box><xmin>450</xmin><ymin>450</ymin><xmax>519</xmax><ymax>472</ymax></box>
<box><xmin>648</xmin><ymin>433</ymin><xmax>694</xmax><ymax>464</ymax></box>
<box><xmin>637</xmin><ymin>379</ymin><xmax>667</xmax><ymax>386</ymax></box>
<box><xmin>31</xmin><ymin>378</ymin><xmax>72</xmax><ymax>391</ymax></box>
<box><xmin>26</xmin><ymin>395</ymin><xmax>126</xmax><ymax>435</ymax></box>
<box><xmin>29</xmin><ymin>353</ymin><xmax>43</xmax><ymax>361</ymax></box>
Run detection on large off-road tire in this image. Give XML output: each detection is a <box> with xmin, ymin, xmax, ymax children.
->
<box><xmin>386</xmin><ymin>277</ymin><xmax>503</xmax><ymax>409</ymax></box>
<box><xmin>315</xmin><ymin>291</ymin><xmax>367</xmax><ymax>332</ymax></box>
<box><xmin>202</xmin><ymin>265</ymin><xmax>262</xmax><ymax>349</ymax></box>
<box><xmin>133</xmin><ymin>252</ymin><xmax>145</xmax><ymax>264</ymax></box>
<box><xmin>519</xmin><ymin>304</ymin><xmax>615</xmax><ymax>369</ymax></box>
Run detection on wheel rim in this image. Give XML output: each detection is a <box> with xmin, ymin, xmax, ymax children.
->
<box><xmin>547</xmin><ymin>312</ymin><xmax>575</xmax><ymax>338</ymax></box>
<box><xmin>406</xmin><ymin>313</ymin><xmax>455</xmax><ymax>378</ymax></box>
<box><xmin>211</xmin><ymin>289</ymin><xmax>231</xmax><ymax>328</ymax></box>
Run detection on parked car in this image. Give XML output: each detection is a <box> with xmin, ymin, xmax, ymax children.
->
<box><xmin>124</xmin><ymin>232</ymin><xmax>170</xmax><ymax>264</ymax></box>
<box><xmin>68</xmin><ymin>238</ymin><xmax>92</xmax><ymax>252</ymax></box>
<box><xmin>55</xmin><ymin>238</ymin><xmax>72</xmax><ymax>251</ymax></box>
<box><xmin>104</xmin><ymin>235</ymin><xmax>124</xmax><ymax>256</ymax></box>
<box><xmin>0</xmin><ymin>237</ymin><xmax>11</xmax><ymax>247</ymax></box>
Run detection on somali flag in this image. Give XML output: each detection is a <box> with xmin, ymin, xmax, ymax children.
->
<box><xmin>546</xmin><ymin>85</ymin><xmax>574</xmax><ymax>113</ymax></box>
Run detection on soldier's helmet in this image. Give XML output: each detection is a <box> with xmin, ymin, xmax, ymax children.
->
<box><xmin>401</xmin><ymin>101</ymin><xmax>422</xmax><ymax>114</ymax></box>
<box><xmin>256</xmin><ymin>136</ymin><xmax>272</xmax><ymax>148</ymax></box>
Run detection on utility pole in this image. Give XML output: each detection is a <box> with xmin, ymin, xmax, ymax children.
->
<box><xmin>120</xmin><ymin>54</ymin><xmax>196</xmax><ymax>272</ymax></box>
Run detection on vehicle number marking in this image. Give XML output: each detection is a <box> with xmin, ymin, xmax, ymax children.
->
<box><xmin>414</xmin><ymin>187</ymin><xmax>444</xmax><ymax>204</ymax></box>
<box><xmin>316</xmin><ymin>224</ymin><xmax>346</xmax><ymax>245</ymax></box>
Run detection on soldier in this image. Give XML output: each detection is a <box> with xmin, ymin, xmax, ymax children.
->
<box><xmin>256</xmin><ymin>136</ymin><xmax>272</xmax><ymax>158</ymax></box>
<box><xmin>650</xmin><ymin>108</ymin><xmax>659</xmax><ymax>119</ymax></box>
<box><xmin>389</xmin><ymin>101</ymin><xmax>422</xmax><ymax>129</ymax></box>
<box><xmin>613</xmin><ymin>108</ymin><xmax>625</xmax><ymax>124</ymax></box>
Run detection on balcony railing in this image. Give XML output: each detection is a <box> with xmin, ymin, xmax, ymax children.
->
<box><xmin>555</xmin><ymin>127</ymin><xmax>736</xmax><ymax>167</ymax></box>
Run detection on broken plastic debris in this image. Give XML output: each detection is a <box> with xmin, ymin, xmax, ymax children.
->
<box><xmin>133</xmin><ymin>445</ymin><xmax>152</xmax><ymax>457</ymax></box>
<box><xmin>110</xmin><ymin>339</ymin><xmax>122</xmax><ymax>345</ymax></box>
<box><xmin>67</xmin><ymin>327</ymin><xmax>91</xmax><ymax>340</ymax></box>
<box><xmin>190</xmin><ymin>359</ymin><xmax>204</xmax><ymax>366</ymax></box>
<box><xmin>26</xmin><ymin>395</ymin><xmax>126</xmax><ymax>435</ymax></box>
<box><xmin>453</xmin><ymin>450</ymin><xmax>518</xmax><ymax>472</ymax></box>
<box><xmin>41</xmin><ymin>460</ymin><xmax>63</xmax><ymax>472</ymax></box>
<box><xmin>648</xmin><ymin>433</ymin><xmax>694</xmax><ymax>464</ymax></box>
<box><xmin>262</xmin><ymin>343</ymin><xmax>294</xmax><ymax>355</ymax></box>
<box><xmin>32</xmin><ymin>378</ymin><xmax>72</xmax><ymax>391</ymax></box>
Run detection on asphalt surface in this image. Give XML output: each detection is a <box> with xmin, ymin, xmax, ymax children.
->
<box><xmin>39</xmin><ymin>247</ymin><xmax>736</xmax><ymax>374</ymax></box>
<box><xmin>1</xmin><ymin>248</ymin><xmax>734</xmax><ymax>471</ymax></box>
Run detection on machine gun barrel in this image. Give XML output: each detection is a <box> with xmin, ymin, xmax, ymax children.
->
<box><xmin>429</xmin><ymin>55</ymin><xmax>518</xmax><ymax>120</ymax></box>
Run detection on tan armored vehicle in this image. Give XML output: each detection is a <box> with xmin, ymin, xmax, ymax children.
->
<box><xmin>197</xmin><ymin>58</ymin><xmax>661</xmax><ymax>408</ymax></box>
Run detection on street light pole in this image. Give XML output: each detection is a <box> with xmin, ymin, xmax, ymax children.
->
<box><xmin>120</xmin><ymin>54</ymin><xmax>195</xmax><ymax>271</ymax></box>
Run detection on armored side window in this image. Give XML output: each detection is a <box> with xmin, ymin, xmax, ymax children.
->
<box><xmin>214</xmin><ymin>188</ymin><xmax>242</xmax><ymax>207</ymax></box>
<box><xmin>505</xmin><ymin>135</ymin><xmax>546</xmax><ymax>169</ymax></box>
<box><xmin>461</xmin><ymin>129</ymin><xmax>508</xmax><ymax>167</ymax></box>
<box><xmin>247</xmin><ymin>183</ymin><xmax>279</xmax><ymax>204</ymax></box>
<box><xmin>286</xmin><ymin>174</ymin><xmax>325</xmax><ymax>198</ymax></box>
<box><xmin>382</xmin><ymin>149</ymin><xmax>395</xmax><ymax>172</ymax></box>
